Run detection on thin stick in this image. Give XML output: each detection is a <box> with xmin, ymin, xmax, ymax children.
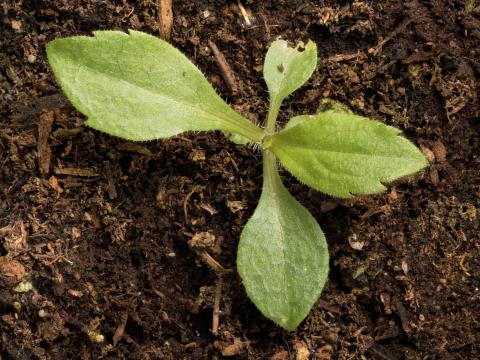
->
<box><xmin>208</xmin><ymin>40</ymin><xmax>238</xmax><ymax>94</ymax></box>
<box><xmin>327</xmin><ymin>52</ymin><xmax>365</xmax><ymax>63</ymax></box>
<box><xmin>237</xmin><ymin>0</ymin><xmax>251</xmax><ymax>26</ymax></box>
<box><xmin>37</xmin><ymin>109</ymin><xmax>55</xmax><ymax>175</ymax></box>
<box><xmin>157</xmin><ymin>0</ymin><xmax>173</xmax><ymax>40</ymax></box>
<box><xmin>183</xmin><ymin>187</ymin><xmax>198</xmax><ymax>224</ymax></box>
<box><xmin>199</xmin><ymin>251</ymin><xmax>227</xmax><ymax>273</ymax></box>
<box><xmin>211</xmin><ymin>276</ymin><xmax>223</xmax><ymax>335</ymax></box>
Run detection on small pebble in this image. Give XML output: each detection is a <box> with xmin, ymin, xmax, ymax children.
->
<box><xmin>11</xmin><ymin>20</ymin><xmax>22</xmax><ymax>31</ymax></box>
<box><xmin>348</xmin><ymin>233</ymin><xmax>365</xmax><ymax>251</ymax></box>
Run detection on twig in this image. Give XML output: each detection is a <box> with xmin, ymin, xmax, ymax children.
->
<box><xmin>198</xmin><ymin>251</ymin><xmax>231</xmax><ymax>274</ymax></box>
<box><xmin>183</xmin><ymin>186</ymin><xmax>199</xmax><ymax>224</ymax></box>
<box><xmin>37</xmin><ymin>109</ymin><xmax>55</xmax><ymax>175</ymax></box>
<box><xmin>237</xmin><ymin>0</ymin><xmax>251</xmax><ymax>26</ymax></box>
<box><xmin>157</xmin><ymin>0</ymin><xmax>173</xmax><ymax>40</ymax></box>
<box><xmin>211</xmin><ymin>276</ymin><xmax>223</xmax><ymax>335</ymax></box>
<box><xmin>54</xmin><ymin>167</ymin><xmax>99</xmax><ymax>177</ymax></box>
<box><xmin>208</xmin><ymin>40</ymin><xmax>238</xmax><ymax>94</ymax></box>
<box><xmin>225</xmin><ymin>151</ymin><xmax>239</xmax><ymax>172</ymax></box>
<box><xmin>326</xmin><ymin>52</ymin><xmax>365</xmax><ymax>63</ymax></box>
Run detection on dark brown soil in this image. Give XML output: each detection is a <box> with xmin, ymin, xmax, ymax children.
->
<box><xmin>1</xmin><ymin>1</ymin><xmax>479</xmax><ymax>359</ymax></box>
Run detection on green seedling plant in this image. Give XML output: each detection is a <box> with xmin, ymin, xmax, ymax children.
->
<box><xmin>46</xmin><ymin>30</ymin><xmax>427</xmax><ymax>330</ymax></box>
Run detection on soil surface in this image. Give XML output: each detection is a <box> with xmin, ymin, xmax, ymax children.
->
<box><xmin>1</xmin><ymin>1</ymin><xmax>479</xmax><ymax>359</ymax></box>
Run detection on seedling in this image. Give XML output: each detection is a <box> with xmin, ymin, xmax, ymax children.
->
<box><xmin>46</xmin><ymin>30</ymin><xmax>427</xmax><ymax>330</ymax></box>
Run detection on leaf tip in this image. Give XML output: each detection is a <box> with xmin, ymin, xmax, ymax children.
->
<box><xmin>304</xmin><ymin>39</ymin><xmax>317</xmax><ymax>53</ymax></box>
<box><xmin>278</xmin><ymin>317</ymin><xmax>300</xmax><ymax>331</ymax></box>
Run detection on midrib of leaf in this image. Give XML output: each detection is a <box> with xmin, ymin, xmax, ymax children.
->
<box><xmin>268</xmin><ymin>139</ymin><xmax>419</xmax><ymax>160</ymax></box>
<box><xmin>263</xmin><ymin>150</ymin><xmax>290</xmax><ymax>315</ymax></box>
<box><xmin>72</xmin><ymin>57</ymin><xmax>263</xmax><ymax>142</ymax></box>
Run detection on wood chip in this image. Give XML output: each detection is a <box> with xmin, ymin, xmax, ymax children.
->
<box><xmin>432</xmin><ymin>141</ymin><xmax>447</xmax><ymax>163</ymax></box>
<box><xmin>158</xmin><ymin>0</ymin><xmax>173</xmax><ymax>40</ymax></box>
<box><xmin>48</xmin><ymin>176</ymin><xmax>64</xmax><ymax>193</ymax></box>
<box><xmin>226</xmin><ymin>200</ymin><xmax>245</xmax><ymax>213</ymax></box>
<box><xmin>51</xmin><ymin>128</ymin><xmax>83</xmax><ymax>141</ymax></box>
<box><xmin>221</xmin><ymin>339</ymin><xmax>249</xmax><ymax>357</ymax></box>
<box><xmin>37</xmin><ymin>109</ymin><xmax>55</xmax><ymax>175</ymax></box>
<box><xmin>200</xmin><ymin>203</ymin><xmax>218</xmax><ymax>215</ymax></box>
<box><xmin>104</xmin><ymin>161</ymin><xmax>117</xmax><ymax>200</ymax></box>
<box><xmin>326</xmin><ymin>52</ymin><xmax>365</xmax><ymax>62</ymax></box>
<box><xmin>112</xmin><ymin>312</ymin><xmax>128</xmax><ymax>346</ymax></box>
<box><xmin>394</xmin><ymin>300</ymin><xmax>412</xmax><ymax>336</ymax></box>
<box><xmin>188</xmin><ymin>232</ymin><xmax>216</xmax><ymax>251</ymax></box>
<box><xmin>68</xmin><ymin>289</ymin><xmax>84</xmax><ymax>297</ymax></box>
<box><xmin>317</xmin><ymin>299</ymin><xmax>340</xmax><ymax>314</ymax></box>
<box><xmin>54</xmin><ymin>167</ymin><xmax>99</xmax><ymax>177</ymax></box>
<box><xmin>294</xmin><ymin>341</ymin><xmax>310</xmax><ymax>360</ymax></box>
<box><xmin>189</xmin><ymin>149</ymin><xmax>206</xmax><ymax>162</ymax></box>
<box><xmin>420</xmin><ymin>145</ymin><xmax>435</xmax><ymax>163</ymax></box>
<box><xmin>0</xmin><ymin>257</ymin><xmax>26</xmax><ymax>287</ymax></box>
<box><xmin>11</xmin><ymin>20</ymin><xmax>22</xmax><ymax>32</ymax></box>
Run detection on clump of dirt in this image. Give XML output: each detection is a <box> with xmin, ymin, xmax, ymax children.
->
<box><xmin>1</xmin><ymin>0</ymin><xmax>479</xmax><ymax>359</ymax></box>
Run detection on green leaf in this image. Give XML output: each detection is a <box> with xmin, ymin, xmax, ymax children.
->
<box><xmin>284</xmin><ymin>98</ymin><xmax>353</xmax><ymax>129</ymax></box>
<box><xmin>316</xmin><ymin>98</ymin><xmax>353</xmax><ymax>115</ymax></box>
<box><xmin>237</xmin><ymin>151</ymin><xmax>329</xmax><ymax>331</ymax></box>
<box><xmin>264</xmin><ymin>111</ymin><xmax>428</xmax><ymax>198</ymax></box>
<box><xmin>284</xmin><ymin>98</ymin><xmax>352</xmax><ymax>130</ymax></box>
<box><xmin>223</xmin><ymin>131</ymin><xmax>250</xmax><ymax>145</ymax></box>
<box><xmin>264</xmin><ymin>39</ymin><xmax>317</xmax><ymax>106</ymax></box>
<box><xmin>46</xmin><ymin>30</ymin><xmax>263</xmax><ymax>142</ymax></box>
<box><xmin>263</xmin><ymin>40</ymin><xmax>317</xmax><ymax>132</ymax></box>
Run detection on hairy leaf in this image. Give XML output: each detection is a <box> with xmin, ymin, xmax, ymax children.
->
<box><xmin>237</xmin><ymin>151</ymin><xmax>329</xmax><ymax>330</ymax></box>
<box><xmin>263</xmin><ymin>40</ymin><xmax>317</xmax><ymax>129</ymax></box>
<box><xmin>264</xmin><ymin>40</ymin><xmax>317</xmax><ymax>105</ymax></box>
<box><xmin>264</xmin><ymin>111</ymin><xmax>428</xmax><ymax>198</ymax></box>
<box><xmin>46</xmin><ymin>30</ymin><xmax>263</xmax><ymax>142</ymax></box>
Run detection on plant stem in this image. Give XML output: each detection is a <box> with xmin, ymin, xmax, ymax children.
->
<box><xmin>263</xmin><ymin>149</ymin><xmax>281</xmax><ymax>188</ymax></box>
<box><xmin>265</xmin><ymin>97</ymin><xmax>281</xmax><ymax>135</ymax></box>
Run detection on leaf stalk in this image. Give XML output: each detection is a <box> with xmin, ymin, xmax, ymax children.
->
<box><xmin>265</xmin><ymin>97</ymin><xmax>281</xmax><ymax>135</ymax></box>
